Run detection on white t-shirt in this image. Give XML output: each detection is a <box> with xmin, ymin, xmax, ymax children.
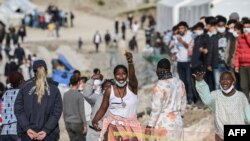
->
<box><xmin>94</xmin><ymin>34</ymin><xmax>101</xmax><ymax>43</ymax></box>
<box><xmin>132</xmin><ymin>24</ymin><xmax>139</xmax><ymax>34</ymax></box>
<box><xmin>176</xmin><ymin>31</ymin><xmax>193</xmax><ymax>62</ymax></box>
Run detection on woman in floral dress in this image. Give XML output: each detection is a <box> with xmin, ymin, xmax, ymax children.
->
<box><xmin>145</xmin><ymin>58</ymin><xmax>187</xmax><ymax>141</ymax></box>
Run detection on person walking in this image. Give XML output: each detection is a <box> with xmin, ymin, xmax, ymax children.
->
<box><xmin>93</xmin><ymin>31</ymin><xmax>102</xmax><ymax>53</ymax></box>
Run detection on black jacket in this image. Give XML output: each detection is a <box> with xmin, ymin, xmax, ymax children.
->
<box><xmin>206</xmin><ymin>34</ymin><xmax>219</xmax><ymax>68</ymax></box>
<box><xmin>191</xmin><ymin>34</ymin><xmax>208</xmax><ymax>68</ymax></box>
<box><xmin>14</xmin><ymin>78</ymin><xmax>62</xmax><ymax>140</ymax></box>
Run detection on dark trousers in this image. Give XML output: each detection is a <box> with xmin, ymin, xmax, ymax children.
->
<box><xmin>20</xmin><ymin>134</ymin><xmax>56</xmax><ymax>141</ymax></box>
<box><xmin>122</xmin><ymin>31</ymin><xmax>125</xmax><ymax>40</ymax></box>
<box><xmin>205</xmin><ymin>70</ymin><xmax>215</xmax><ymax>91</ymax></box>
<box><xmin>95</xmin><ymin>43</ymin><xmax>99</xmax><ymax>52</ymax></box>
<box><xmin>65</xmin><ymin>122</ymin><xmax>86</xmax><ymax>141</ymax></box>
<box><xmin>1</xmin><ymin>135</ymin><xmax>20</xmax><ymax>141</ymax></box>
<box><xmin>240</xmin><ymin>66</ymin><xmax>250</xmax><ymax>101</ymax></box>
<box><xmin>191</xmin><ymin>76</ymin><xmax>202</xmax><ymax>103</ymax></box>
<box><xmin>177</xmin><ymin>62</ymin><xmax>193</xmax><ymax>103</ymax></box>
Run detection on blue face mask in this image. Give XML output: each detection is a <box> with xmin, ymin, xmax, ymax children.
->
<box><xmin>192</xmin><ymin>33</ymin><xmax>198</xmax><ymax>39</ymax></box>
<box><xmin>114</xmin><ymin>79</ymin><xmax>127</xmax><ymax>88</ymax></box>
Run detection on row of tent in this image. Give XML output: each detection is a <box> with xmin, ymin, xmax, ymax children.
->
<box><xmin>156</xmin><ymin>0</ymin><xmax>250</xmax><ymax>32</ymax></box>
<box><xmin>0</xmin><ymin>0</ymin><xmax>37</xmax><ymax>27</ymax></box>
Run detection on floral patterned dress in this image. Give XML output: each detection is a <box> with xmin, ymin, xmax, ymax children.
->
<box><xmin>148</xmin><ymin>77</ymin><xmax>187</xmax><ymax>141</ymax></box>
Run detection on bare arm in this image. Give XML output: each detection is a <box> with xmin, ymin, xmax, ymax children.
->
<box><xmin>92</xmin><ymin>87</ymin><xmax>111</xmax><ymax>131</ymax></box>
<box><xmin>125</xmin><ymin>52</ymin><xmax>138</xmax><ymax>94</ymax></box>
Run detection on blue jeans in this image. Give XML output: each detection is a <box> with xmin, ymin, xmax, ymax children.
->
<box><xmin>213</xmin><ymin>64</ymin><xmax>228</xmax><ymax>89</ymax></box>
<box><xmin>177</xmin><ymin>62</ymin><xmax>193</xmax><ymax>103</ymax></box>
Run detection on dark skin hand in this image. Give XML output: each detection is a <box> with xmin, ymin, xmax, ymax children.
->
<box><xmin>92</xmin><ymin>51</ymin><xmax>138</xmax><ymax>131</ymax></box>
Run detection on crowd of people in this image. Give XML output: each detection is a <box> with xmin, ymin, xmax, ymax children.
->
<box><xmin>0</xmin><ymin>52</ymin><xmax>249</xmax><ymax>141</ymax></box>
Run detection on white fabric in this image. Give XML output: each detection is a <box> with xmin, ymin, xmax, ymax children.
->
<box><xmin>212</xmin><ymin>90</ymin><xmax>249</xmax><ymax>139</ymax></box>
<box><xmin>176</xmin><ymin>31</ymin><xmax>193</xmax><ymax>62</ymax></box>
<box><xmin>109</xmin><ymin>86</ymin><xmax>138</xmax><ymax>118</ymax></box>
<box><xmin>19</xmin><ymin>64</ymin><xmax>30</xmax><ymax>81</ymax></box>
<box><xmin>94</xmin><ymin>34</ymin><xmax>101</xmax><ymax>43</ymax></box>
<box><xmin>132</xmin><ymin>23</ymin><xmax>139</xmax><ymax>35</ymax></box>
<box><xmin>93</xmin><ymin>80</ymin><xmax>102</xmax><ymax>95</ymax></box>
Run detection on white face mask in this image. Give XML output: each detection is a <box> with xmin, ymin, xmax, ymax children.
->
<box><xmin>94</xmin><ymin>80</ymin><xmax>102</xmax><ymax>86</ymax></box>
<box><xmin>14</xmin><ymin>59</ymin><xmax>18</xmax><ymax>63</ymax></box>
<box><xmin>233</xmin><ymin>31</ymin><xmax>238</xmax><ymax>37</ymax></box>
<box><xmin>78</xmin><ymin>84</ymin><xmax>84</xmax><ymax>91</ymax></box>
<box><xmin>114</xmin><ymin>79</ymin><xmax>127</xmax><ymax>88</ymax></box>
<box><xmin>94</xmin><ymin>80</ymin><xmax>103</xmax><ymax>95</ymax></box>
<box><xmin>228</xmin><ymin>29</ymin><xmax>234</xmax><ymax>34</ymax></box>
<box><xmin>244</xmin><ymin>28</ymin><xmax>250</xmax><ymax>33</ymax></box>
<box><xmin>217</xmin><ymin>27</ymin><xmax>226</xmax><ymax>33</ymax></box>
<box><xmin>194</xmin><ymin>30</ymin><xmax>204</xmax><ymax>36</ymax></box>
<box><xmin>220</xmin><ymin>84</ymin><xmax>234</xmax><ymax>94</ymax></box>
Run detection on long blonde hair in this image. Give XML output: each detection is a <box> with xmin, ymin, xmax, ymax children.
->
<box><xmin>35</xmin><ymin>66</ymin><xmax>48</xmax><ymax>103</ymax></box>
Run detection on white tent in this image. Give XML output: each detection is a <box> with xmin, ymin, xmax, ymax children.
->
<box><xmin>0</xmin><ymin>4</ymin><xmax>24</xmax><ymax>26</ymax></box>
<box><xmin>211</xmin><ymin>0</ymin><xmax>250</xmax><ymax>19</ymax></box>
<box><xmin>179</xmin><ymin>0</ymin><xmax>211</xmax><ymax>27</ymax></box>
<box><xmin>0</xmin><ymin>0</ymin><xmax>37</xmax><ymax>27</ymax></box>
<box><xmin>157</xmin><ymin>0</ymin><xmax>250</xmax><ymax>32</ymax></box>
<box><xmin>4</xmin><ymin>0</ymin><xmax>37</xmax><ymax>15</ymax></box>
<box><xmin>156</xmin><ymin>0</ymin><xmax>184</xmax><ymax>32</ymax></box>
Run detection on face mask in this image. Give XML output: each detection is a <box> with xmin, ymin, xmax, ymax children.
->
<box><xmin>114</xmin><ymin>79</ymin><xmax>127</xmax><ymax>88</ymax></box>
<box><xmin>156</xmin><ymin>70</ymin><xmax>172</xmax><ymax>80</ymax></box>
<box><xmin>217</xmin><ymin>27</ymin><xmax>226</xmax><ymax>33</ymax></box>
<box><xmin>233</xmin><ymin>31</ymin><xmax>238</xmax><ymax>37</ymax></box>
<box><xmin>195</xmin><ymin>30</ymin><xmax>204</xmax><ymax>36</ymax></box>
<box><xmin>220</xmin><ymin>84</ymin><xmax>234</xmax><ymax>94</ymax></box>
<box><xmin>78</xmin><ymin>84</ymin><xmax>85</xmax><ymax>91</ymax></box>
<box><xmin>94</xmin><ymin>80</ymin><xmax>103</xmax><ymax>94</ymax></box>
<box><xmin>228</xmin><ymin>29</ymin><xmax>234</xmax><ymax>34</ymax></box>
<box><xmin>94</xmin><ymin>80</ymin><xmax>102</xmax><ymax>86</ymax></box>
<box><xmin>192</xmin><ymin>33</ymin><xmax>198</xmax><ymax>39</ymax></box>
<box><xmin>244</xmin><ymin>28</ymin><xmax>250</xmax><ymax>33</ymax></box>
<box><xmin>14</xmin><ymin>59</ymin><xmax>18</xmax><ymax>63</ymax></box>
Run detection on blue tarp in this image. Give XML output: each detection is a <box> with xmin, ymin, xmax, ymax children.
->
<box><xmin>58</xmin><ymin>54</ymin><xmax>74</xmax><ymax>71</ymax></box>
<box><xmin>52</xmin><ymin>54</ymin><xmax>74</xmax><ymax>86</ymax></box>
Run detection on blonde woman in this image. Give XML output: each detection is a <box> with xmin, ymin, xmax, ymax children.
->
<box><xmin>14</xmin><ymin>60</ymin><xmax>62</xmax><ymax>141</ymax></box>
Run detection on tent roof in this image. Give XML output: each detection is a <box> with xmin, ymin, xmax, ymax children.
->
<box><xmin>4</xmin><ymin>0</ymin><xmax>36</xmax><ymax>14</ymax></box>
<box><xmin>211</xmin><ymin>0</ymin><xmax>250</xmax><ymax>18</ymax></box>
<box><xmin>158</xmin><ymin>0</ymin><xmax>185</xmax><ymax>7</ymax></box>
<box><xmin>183</xmin><ymin>0</ymin><xmax>211</xmax><ymax>6</ymax></box>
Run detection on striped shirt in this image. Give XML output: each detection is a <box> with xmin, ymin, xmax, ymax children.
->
<box><xmin>1</xmin><ymin>89</ymin><xmax>19</xmax><ymax>135</ymax></box>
